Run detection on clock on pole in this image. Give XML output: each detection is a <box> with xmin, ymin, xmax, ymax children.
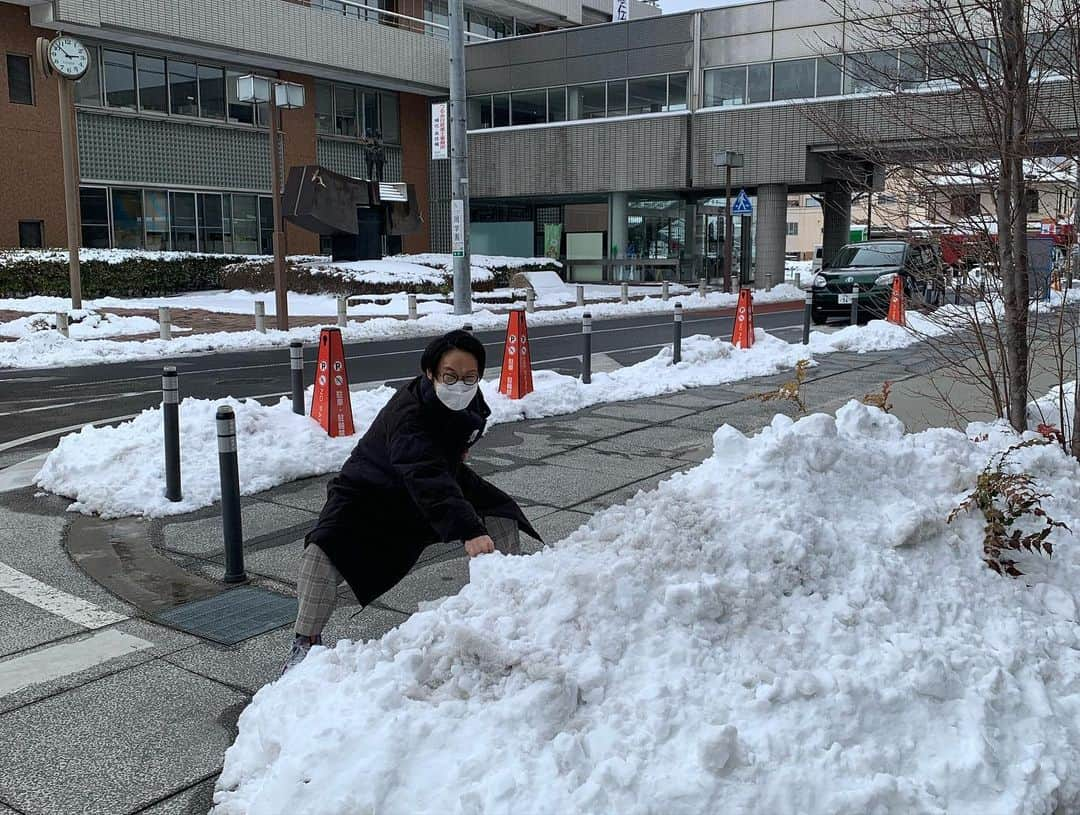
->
<box><xmin>46</xmin><ymin>35</ymin><xmax>90</xmax><ymax>80</ymax></box>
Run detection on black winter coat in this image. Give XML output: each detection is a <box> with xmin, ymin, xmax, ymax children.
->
<box><xmin>305</xmin><ymin>375</ymin><xmax>539</xmax><ymax>606</ymax></box>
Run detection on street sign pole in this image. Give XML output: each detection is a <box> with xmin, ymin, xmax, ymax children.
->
<box><xmin>449</xmin><ymin>0</ymin><xmax>472</xmax><ymax>315</ymax></box>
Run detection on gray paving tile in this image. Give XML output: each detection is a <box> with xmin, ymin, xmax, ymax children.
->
<box><xmin>479</xmin><ymin>428</ymin><xmax>577</xmax><ymax>461</ymax></box>
<box><xmin>0</xmin><ymin>661</ymin><xmax>246</xmax><ymax>815</ymax></box>
<box><xmin>132</xmin><ymin>779</ymin><xmax>215</xmax><ymax>815</ymax></box>
<box><xmin>161</xmin><ymin>501</ymin><xmax>317</xmax><ymax>556</ymax></box>
<box><xmin>653</xmin><ymin>390</ymin><xmax>738</xmax><ymax>408</ymax></box>
<box><xmin>0</xmin><ymin>597</ymin><xmax>82</xmax><ymax>661</ymax></box>
<box><xmin>589</xmin><ymin>425</ymin><xmax>711</xmax><ymax>457</ymax></box>
<box><xmin>379</xmin><ymin>555</ymin><xmax>471</xmax><ymax>615</ymax></box>
<box><xmin>254</xmin><ymin>476</ymin><xmax>329</xmax><ymax>513</ymax></box>
<box><xmin>164</xmin><ymin>605</ymin><xmax>406</xmax><ymax>695</ymax></box>
<box><xmin>589</xmin><ymin>400</ymin><xmax>695</xmax><ymax>423</ymax></box>
<box><xmin>485</xmin><ymin>458</ymin><xmax>661</xmax><ymax>509</ymax></box>
<box><xmin>524</xmin><ymin>413</ymin><xmax>647</xmax><ymax>443</ymax></box>
<box><xmin>242</xmin><ymin>541</ymin><xmax>304</xmax><ymax>585</ymax></box>
<box><xmin>0</xmin><ymin>803</ymin><xmax>18</xmax><ymax>814</ymax></box>
<box><xmin>532</xmin><ymin>509</ymin><xmax>592</xmax><ymax>545</ymax></box>
<box><xmin>573</xmin><ymin>466</ymin><xmax>687</xmax><ymax>514</ymax></box>
<box><xmin>0</xmin><ymin>619</ymin><xmax>199</xmax><ymax>715</ymax></box>
<box><xmin>538</xmin><ymin>447</ymin><xmax>675</xmax><ymax>479</ymax></box>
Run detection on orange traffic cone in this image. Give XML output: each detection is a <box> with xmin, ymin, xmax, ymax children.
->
<box><xmin>731</xmin><ymin>288</ymin><xmax>755</xmax><ymax>349</ymax></box>
<box><xmin>310</xmin><ymin>327</ymin><xmax>355</xmax><ymax>437</ymax></box>
<box><xmin>498</xmin><ymin>309</ymin><xmax>534</xmax><ymax>399</ymax></box>
<box><xmin>887</xmin><ymin>276</ymin><xmax>906</xmax><ymax>326</ymax></box>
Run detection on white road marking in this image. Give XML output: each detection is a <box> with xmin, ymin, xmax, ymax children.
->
<box><xmin>0</xmin><ymin>389</ymin><xmax>159</xmax><ymax>418</ymax></box>
<box><xmin>0</xmin><ymin>453</ymin><xmax>46</xmax><ymax>493</ymax></box>
<box><xmin>0</xmin><ymin>629</ymin><xmax>153</xmax><ymax>697</ymax></box>
<box><xmin>0</xmin><ymin>414</ymin><xmax>139</xmax><ymax>454</ymax></box>
<box><xmin>0</xmin><ymin>562</ymin><xmax>127</xmax><ymax>629</ymax></box>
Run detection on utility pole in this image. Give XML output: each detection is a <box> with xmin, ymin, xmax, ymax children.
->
<box><xmin>268</xmin><ymin>91</ymin><xmax>289</xmax><ymax>331</ymax></box>
<box><xmin>448</xmin><ymin>0</ymin><xmax>472</xmax><ymax>314</ymax></box>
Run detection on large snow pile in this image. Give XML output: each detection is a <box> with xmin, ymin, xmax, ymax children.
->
<box><xmin>0</xmin><ymin>309</ymin><xmax>164</xmax><ymax>339</ymax></box>
<box><xmin>35</xmin><ymin>332</ymin><xmax>811</xmax><ymax>518</ymax></box>
<box><xmin>306</xmin><ymin>259</ymin><xmax>494</xmax><ymax>286</ymax></box>
<box><xmin>212</xmin><ymin>403</ymin><xmax>1080</xmax><ymax>815</ymax></box>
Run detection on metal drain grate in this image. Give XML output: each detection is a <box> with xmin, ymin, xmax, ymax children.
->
<box><xmin>154</xmin><ymin>586</ymin><xmax>298</xmax><ymax>645</ymax></box>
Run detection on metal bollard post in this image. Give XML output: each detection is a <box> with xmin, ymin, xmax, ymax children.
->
<box><xmin>289</xmin><ymin>341</ymin><xmax>305</xmax><ymax>416</ymax></box>
<box><xmin>576</xmin><ymin>284</ymin><xmax>585</xmax><ymax>308</ymax></box>
<box><xmin>620</xmin><ymin>282</ymin><xmax>629</xmax><ymax>305</ymax></box>
<box><xmin>158</xmin><ymin>306</ymin><xmax>172</xmax><ymax>341</ymax></box>
<box><xmin>673</xmin><ymin>303</ymin><xmax>683</xmax><ymax>364</ymax></box>
<box><xmin>766</xmin><ymin>272</ymin><xmax>774</xmax><ymax>290</ymax></box>
<box><xmin>662</xmin><ymin>280</ymin><xmax>670</xmax><ymax>301</ymax></box>
<box><xmin>802</xmin><ymin>291</ymin><xmax>813</xmax><ymax>345</ymax></box>
<box><xmin>850</xmin><ymin>283</ymin><xmax>860</xmax><ymax>325</ymax></box>
<box><xmin>56</xmin><ymin>312</ymin><xmax>69</xmax><ymax>338</ymax></box>
<box><xmin>337</xmin><ymin>296</ymin><xmax>347</xmax><ymax>328</ymax></box>
<box><xmin>581</xmin><ymin>312</ymin><xmax>592</xmax><ymax>384</ymax></box>
<box><xmin>526</xmin><ymin>288</ymin><xmax>536</xmax><ymax>313</ymax></box>
<box><xmin>463</xmin><ymin>323</ymin><xmax>473</xmax><ymax>333</ymax></box>
<box><xmin>254</xmin><ymin>300</ymin><xmax>266</xmax><ymax>334</ymax></box>
<box><xmin>699</xmin><ymin>277</ymin><xmax>707</xmax><ymax>298</ymax></box>
<box><xmin>162</xmin><ymin>366</ymin><xmax>182</xmax><ymax>502</ymax></box>
<box><xmin>217</xmin><ymin>406</ymin><xmax>246</xmax><ymax>584</ymax></box>
<box><xmin>730</xmin><ymin>274</ymin><xmax>739</xmax><ymax>294</ymax></box>
<box><xmin>407</xmin><ymin>293</ymin><xmax>418</xmax><ymax>320</ymax></box>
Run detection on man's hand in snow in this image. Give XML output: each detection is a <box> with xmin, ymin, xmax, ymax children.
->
<box><xmin>465</xmin><ymin>535</ymin><xmax>495</xmax><ymax>557</ymax></box>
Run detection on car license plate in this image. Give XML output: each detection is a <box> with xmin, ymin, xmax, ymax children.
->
<box><xmin>838</xmin><ymin>294</ymin><xmax>854</xmax><ymax>305</ymax></box>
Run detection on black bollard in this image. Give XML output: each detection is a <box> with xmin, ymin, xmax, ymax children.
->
<box><xmin>463</xmin><ymin>323</ymin><xmax>473</xmax><ymax>333</ymax></box>
<box><xmin>162</xmin><ymin>366</ymin><xmax>182</xmax><ymax>502</ymax></box>
<box><xmin>289</xmin><ymin>341</ymin><xmax>305</xmax><ymax>416</ymax></box>
<box><xmin>673</xmin><ymin>302</ymin><xmax>683</xmax><ymax>364</ymax></box>
<box><xmin>850</xmin><ymin>283</ymin><xmax>860</xmax><ymax>326</ymax></box>
<box><xmin>217</xmin><ymin>406</ymin><xmax>246</xmax><ymax>584</ymax></box>
<box><xmin>582</xmin><ymin>312</ymin><xmax>592</xmax><ymax>384</ymax></box>
<box><xmin>802</xmin><ymin>291</ymin><xmax>812</xmax><ymax>345</ymax></box>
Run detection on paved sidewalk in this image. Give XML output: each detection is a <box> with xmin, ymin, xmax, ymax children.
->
<box><xmin>0</xmin><ymin>341</ymin><xmax>939</xmax><ymax>815</ymax></box>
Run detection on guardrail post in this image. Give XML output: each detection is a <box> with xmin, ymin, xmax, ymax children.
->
<box><xmin>662</xmin><ymin>280</ymin><xmax>670</xmax><ymax>301</ymax></box>
<box><xmin>407</xmin><ymin>293</ymin><xmax>418</xmax><ymax>320</ymax></box>
<box><xmin>526</xmin><ymin>288</ymin><xmax>536</xmax><ymax>313</ymax></box>
<box><xmin>254</xmin><ymin>300</ymin><xmax>266</xmax><ymax>334</ymax></box>
<box><xmin>576</xmin><ymin>284</ymin><xmax>585</xmax><ymax>308</ymax></box>
<box><xmin>158</xmin><ymin>306</ymin><xmax>172</xmax><ymax>341</ymax></box>
<box><xmin>850</xmin><ymin>283</ymin><xmax>860</xmax><ymax>325</ymax></box>
<box><xmin>289</xmin><ymin>340</ymin><xmax>305</xmax><ymax>416</ymax></box>
<box><xmin>673</xmin><ymin>302</ymin><xmax>683</xmax><ymax>364</ymax></box>
<box><xmin>620</xmin><ymin>282</ymin><xmax>629</xmax><ymax>305</ymax></box>
<box><xmin>582</xmin><ymin>312</ymin><xmax>592</xmax><ymax>384</ymax></box>
<box><xmin>336</xmin><ymin>296</ymin><xmax>347</xmax><ymax>328</ymax></box>
<box><xmin>766</xmin><ymin>272</ymin><xmax>774</xmax><ymax>289</ymax></box>
<box><xmin>699</xmin><ymin>277</ymin><xmax>707</xmax><ymax>298</ymax></box>
<box><xmin>802</xmin><ymin>291</ymin><xmax>813</xmax><ymax>345</ymax></box>
<box><xmin>216</xmin><ymin>405</ymin><xmax>246</xmax><ymax>584</ymax></box>
<box><xmin>162</xmin><ymin>366</ymin><xmax>182</xmax><ymax>502</ymax></box>
<box><xmin>56</xmin><ymin>312</ymin><xmax>69</xmax><ymax>338</ymax></box>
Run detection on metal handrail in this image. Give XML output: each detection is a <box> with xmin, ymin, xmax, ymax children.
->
<box><xmin>308</xmin><ymin>0</ymin><xmax>493</xmax><ymax>42</ymax></box>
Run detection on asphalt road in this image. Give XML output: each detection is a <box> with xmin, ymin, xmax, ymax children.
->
<box><xmin>0</xmin><ymin>305</ymin><xmax>805</xmax><ymax>457</ymax></box>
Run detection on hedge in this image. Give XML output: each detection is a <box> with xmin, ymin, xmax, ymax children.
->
<box><xmin>0</xmin><ymin>252</ymin><xmax>244</xmax><ymax>299</ymax></box>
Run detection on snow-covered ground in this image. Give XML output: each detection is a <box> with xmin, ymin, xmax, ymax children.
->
<box><xmin>0</xmin><ymin>309</ymin><xmax>168</xmax><ymax>339</ymax></box>
<box><xmin>0</xmin><ymin>247</ymin><xmax>281</xmax><ymax>266</ymax></box>
<box><xmin>0</xmin><ymin>286</ymin><xmax>807</xmax><ymax>370</ymax></box>
<box><xmin>34</xmin><ymin>332</ymin><xmax>813</xmax><ymax>518</ymax></box>
<box><xmin>211</xmin><ymin>402</ymin><xmax>1080</xmax><ymax>815</ymax></box>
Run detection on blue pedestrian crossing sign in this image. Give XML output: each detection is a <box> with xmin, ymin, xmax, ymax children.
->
<box><xmin>731</xmin><ymin>189</ymin><xmax>753</xmax><ymax>216</ymax></box>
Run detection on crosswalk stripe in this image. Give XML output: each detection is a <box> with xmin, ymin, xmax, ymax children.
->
<box><xmin>0</xmin><ymin>562</ymin><xmax>127</xmax><ymax>629</ymax></box>
<box><xmin>0</xmin><ymin>629</ymin><xmax>153</xmax><ymax>697</ymax></box>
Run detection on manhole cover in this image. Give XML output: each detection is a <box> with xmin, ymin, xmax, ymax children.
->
<box><xmin>154</xmin><ymin>586</ymin><xmax>297</xmax><ymax>645</ymax></box>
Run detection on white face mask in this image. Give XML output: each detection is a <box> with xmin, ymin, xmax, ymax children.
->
<box><xmin>434</xmin><ymin>380</ymin><xmax>478</xmax><ymax>411</ymax></box>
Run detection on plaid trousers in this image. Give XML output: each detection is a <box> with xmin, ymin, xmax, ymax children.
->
<box><xmin>294</xmin><ymin>515</ymin><xmax>521</xmax><ymax>638</ymax></box>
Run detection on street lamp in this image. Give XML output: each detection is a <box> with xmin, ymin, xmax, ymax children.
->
<box><xmin>714</xmin><ymin>150</ymin><xmax>744</xmax><ymax>293</ymax></box>
<box><xmin>237</xmin><ymin>75</ymin><xmax>306</xmax><ymax>331</ymax></box>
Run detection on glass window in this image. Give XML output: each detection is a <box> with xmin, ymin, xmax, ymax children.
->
<box><xmin>703</xmin><ymin>66</ymin><xmax>746</xmax><ymax>107</ymax></box>
<box><xmin>103</xmin><ymin>49</ymin><xmax>136</xmax><ymax>109</ymax></box>
<box><xmin>79</xmin><ymin>188</ymin><xmax>110</xmax><ymax>248</ymax></box>
<box><xmin>315</xmin><ymin>83</ymin><xmax>333</xmax><ymax>133</ymax></box>
<box><xmin>424</xmin><ymin>0</ymin><xmax>449</xmax><ymax>39</ymax></box>
<box><xmin>515</xmin><ymin>21</ymin><xmax>537</xmax><ymax>36</ymax></box>
<box><xmin>747</xmin><ymin>62</ymin><xmax>771</xmax><ymax>103</ymax></box>
<box><xmin>773</xmin><ymin>58</ymin><xmax>815</xmax><ymax>101</ymax></box>
<box><xmin>198</xmin><ymin>64</ymin><xmax>225</xmax><ymax>119</ymax></box>
<box><xmin>111</xmin><ymin>188</ymin><xmax>144</xmax><ymax>248</ymax></box>
<box><xmin>898</xmin><ymin>47</ymin><xmax>926</xmax><ymax>90</ymax></box>
<box><xmin>170</xmin><ymin>192</ymin><xmax>197</xmax><ymax>251</ymax></box>
<box><xmin>18</xmin><ymin>220</ymin><xmax>43</xmax><ymax>249</ymax></box>
<box><xmin>258</xmin><ymin>196</ymin><xmax>274</xmax><ymax>254</ymax></box>
<box><xmin>493</xmin><ymin>93</ymin><xmax>509</xmax><ymax>127</ymax></box>
<box><xmin>335</xmin><ymin>85</ymin><xmax>357</xmax><ymax>136</ymax></box>
<box><xmin>196</xmin><ymin>193</ymin><xmax>224</xmax><ymax>253</ymax></box>
<box><xmin>548</xmin><ymin>86</ymin><xmax>567</xmax><ymax>122</ymax></box>
<box><xmin>381</xmin><ymin>93</ymin><xmax>400</xmax><ymax>142</ymax></box>
<box><xmin>136</xmin><ymin>55</ymin><xmax>167</xmax><ymax>113</ymax></box>
<box><xmin>844</xmin><ymin>50</ymin><xmax>898</xmax><ymax>93</ymax></box>
<box><xmin>363</xmin><ymin>91</ymin><xmax>379</xmax><ymax>138</ymax></box>
<box><xmin>230</xmin><ymin>194</ymin><xmax>260</xmax><ymax>254</ymax></box>
<box><xmin>511</xmin><ymin>89</ymin><xmax>547</xmax><ymax>125</ymax></box>
<box><xmin>74</xmin><ymin>46</ymin><xmax>101</xmax><ymax>106</ymax></box>
<box><xmin>606</xmin><ymin>80</ymin><xmax>626</xmax><ymax>116</ymax></box>
<box><xmin>144</xmin><ymin>190</ymin><xmax>169</xmax><ymax>250</ymax></box>
<box><xmin>1025</xmin><ymin>189</ymin><xmax>1041</xmax><ymax>214</ymax></box>
<box><xmin>1033</xmin><ymin>30</ymin><xmax>1071</xmax><ymax>75</ymax></box>
<box><xmin>169</xmin><ymin>61</ymin><xmax>199</xmax><ymax>116</ymax></box>
<box><xmin>786</xmin><ymin>222</ymin><xmax>799</xmax><ymax>236</ymax></box>
<box><xmin>226</xmin><ymin>70</ymin><xmax>254</xmax><ymax>125</ymax></box>
<box><xmin>6</xmin><ymin>54</ymin><xmax>33</xmax><ymax>105</ymax></box>
<box><xmin>831</xmin><ymin>242</ymin><xmax>906</xmax><ymax>267</ymax></box>
<box><xmin>815</xmin><ymin>56</ymin><xmax>842</xmax><ymax>96</ymax></box>
<box><xmin>567</xmin><ymin>83</ymin><xmax>605</xmax><ymax>119</ymax></box>
<box><xmin>467</xmin><ymin>95</ymin><xmax>492</xmax><ymax>129</ymax></box>
<box><xmin>666</xmin><ymin>73</ymin><xmax>688</xmax><ymax>111</ymax></box>
<box><xmin>627</xmin><ymin>76</ymin><xmax>666</xmax><ymax>114</ymax></box>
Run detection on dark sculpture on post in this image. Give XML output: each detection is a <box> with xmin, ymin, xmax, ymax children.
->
<box><xmin>363</xmin><ymin>130</ymin><xmax>386</xmax><ymax>184</ymax></box>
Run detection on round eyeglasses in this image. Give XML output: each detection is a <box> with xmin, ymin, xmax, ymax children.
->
<box><xmin>438</xmin><ymin>372</ymin><xmax>479</xmax><ymax>386</ymax></box>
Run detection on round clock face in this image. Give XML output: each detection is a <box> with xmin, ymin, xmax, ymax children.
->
<box><xmin>47</xmin><ymin>36</ymin><xmax>90</xmax><ymax>80</ymax></box>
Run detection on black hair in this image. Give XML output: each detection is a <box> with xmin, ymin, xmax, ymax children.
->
<box><xmin>420</xmin><ymin>330</ymin><xmax>485</xmax><ymax>376</ymax></box>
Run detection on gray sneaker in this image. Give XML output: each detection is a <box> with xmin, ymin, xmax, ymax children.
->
<box><xmin>281</xmin><ymin>634</ymin><xmax>322</xmax><ymax>676</ymax></box>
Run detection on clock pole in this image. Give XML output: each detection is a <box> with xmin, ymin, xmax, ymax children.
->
<box><xmin>57</xmin><ymin>76</ymin><xmax>82</xmax><ymax>309</ymax></box>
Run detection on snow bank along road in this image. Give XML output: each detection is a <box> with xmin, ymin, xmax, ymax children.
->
<box><xmin>0</xmin><ymin>304</ymin><xmax>805</xmax><ymax>455</ymax></box>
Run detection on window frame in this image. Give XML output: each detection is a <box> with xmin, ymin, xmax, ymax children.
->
<box><xmin>18</xmin><ymin>220</ymin><xmax>44</xmax><ymax>249</ymax></box>
<box><xmin>6</xmin><ymin>53</ymin><xmax>34</xmax><ymax>106</ymax></box>
<box><xmin>771</xmin><ymin>57</ymin><xmax>816</xmax><ymax>102</ymax></box>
